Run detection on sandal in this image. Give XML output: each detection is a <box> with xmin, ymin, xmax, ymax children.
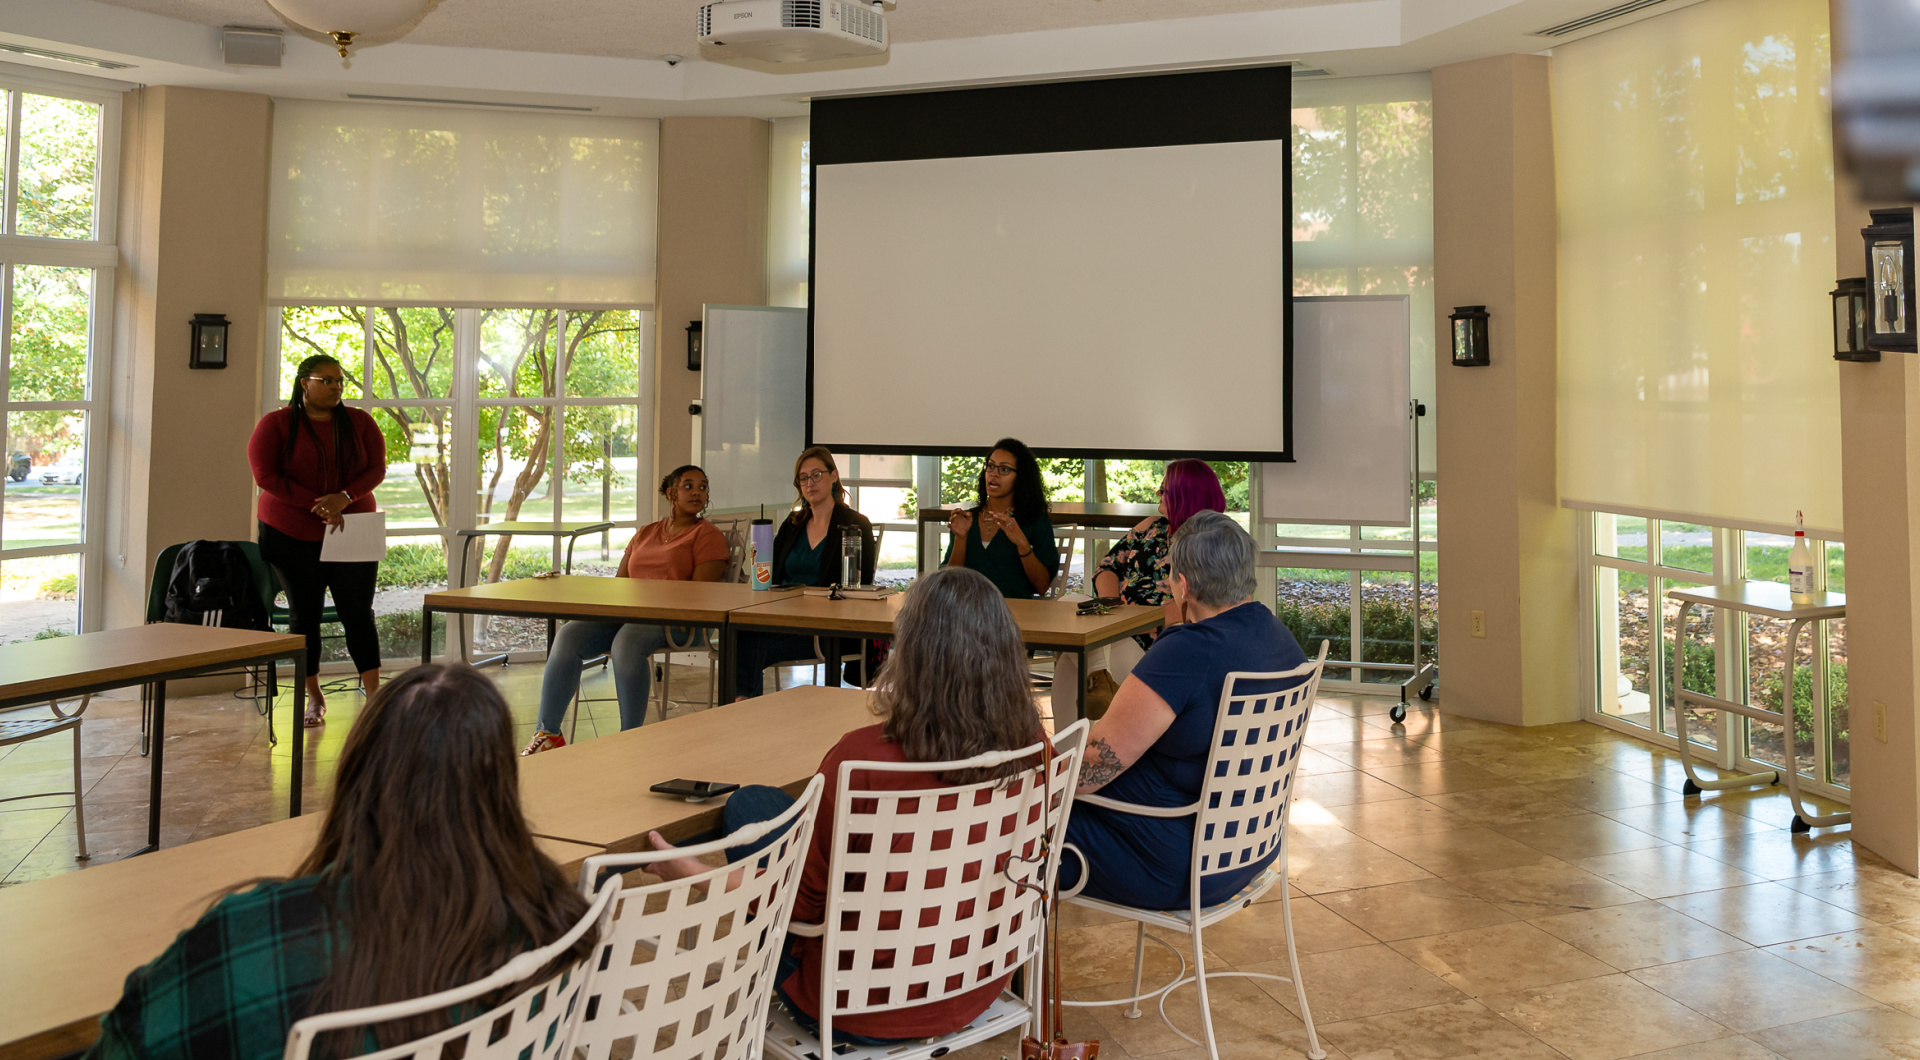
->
<box><xmin>303</xmin><ymin>700</ymin><xmax>326</xmax><ymax>727</ymax></box>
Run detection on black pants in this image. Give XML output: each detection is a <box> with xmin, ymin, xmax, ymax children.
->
<box><xmin>258</xmin><ymin>522</ymin><xmax>381</xmax><ymax>681</ymax></box>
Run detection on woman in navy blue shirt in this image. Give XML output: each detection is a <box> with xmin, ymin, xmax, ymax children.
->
<box><xmin>1061</xmin><ymin>510</ymin><xmax>1309</xmax><ymax>910</ymax></box>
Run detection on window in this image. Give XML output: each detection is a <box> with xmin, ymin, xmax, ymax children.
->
<box><xmin>268</xmin><ymin>305</ymin><xmax>652</xmax><ymax>662</ymax></box>
<box><xmin>1579</xmin><ymin>510</ymin><xmax>1849</xmax><ymax>796</ymax></box>
<box><xmin>0</xmin><ymin>75</ymin><xmax>118</xmax><ymax>644</ymax></box>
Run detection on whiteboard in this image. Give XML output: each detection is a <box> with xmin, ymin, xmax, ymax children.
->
<box><xmin>699</xmin><ymin>305</ymin><xmax>807</xmax><ymax>512</ymax></box>
<box><xmin>1261</xmin><ymin>297</ymin><xmax>1411</xmax><ymax>527</ymax></box>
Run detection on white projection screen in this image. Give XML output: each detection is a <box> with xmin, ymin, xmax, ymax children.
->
<box><xmin>808</xmin><ymin>69</ymin><xmax>1293</xmax><ymax>461</ymax></box>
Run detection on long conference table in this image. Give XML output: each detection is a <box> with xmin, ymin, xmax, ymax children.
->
<box><xmin>419</xmin><ymin>576</ymin><xmax>1165</xmax><ymax>721</ymax></box>
<box><xmin>0</xmin><ymin>685</ymin><xmax>877</xmax><ymax>1060</ymax></box>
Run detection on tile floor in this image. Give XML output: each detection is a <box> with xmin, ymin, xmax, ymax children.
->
<box><xmin>3</xmin><ymin>662</ymin><xmax>1916</xmax><ymax>1060</ymax></box>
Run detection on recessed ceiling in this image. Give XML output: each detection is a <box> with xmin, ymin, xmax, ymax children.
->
<box><xmin>87</xmin><ymin>0</ymin><xmax>1373</xmax><ymax>61</ymax></box>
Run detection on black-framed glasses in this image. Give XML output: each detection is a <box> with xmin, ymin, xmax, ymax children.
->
<box><xmin>984</xmin><ymin>461</ymin><xmax>1017</xmax><ymax>476</ymax></box>
<box><xmin>304</xmin><ymin>375</ymin><xmax>346</xmax><ymax>388</ymax></box>
<box><xmin>795</xmin><ymin>469</ymin><xmax>833</xmax><ymax>485</ymax></box>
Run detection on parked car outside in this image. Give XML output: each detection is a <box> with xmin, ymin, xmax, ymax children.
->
<box><xmin>37</xmin><ymin>460</ymin><xmax>83</xmax><ymax>485</ymax></box>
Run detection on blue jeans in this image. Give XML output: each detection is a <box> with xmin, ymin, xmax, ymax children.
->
<box><xmin>721</xmin><ymin>785</ymin><xmax>908</xmax><ymax>1048</ymax></box>
<box><xmin>537</xmin><ymin>620</ymin><xmax>690</xmax><ymax>734</ymax></box>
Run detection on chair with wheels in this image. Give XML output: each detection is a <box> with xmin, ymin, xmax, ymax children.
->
<box><xmin>283</xmin><ymin>879</ymin><xmax>618</xmax><ymax>1060</ymax></box>
<box><xmin>0</xmin><ymin>695</ymin><xmax>92</xmax><ymax>861</ymax></box>
<box><xmin>763</xmin><ymin>720</ymin><xmax>1090</xmax><ymax>1060</ymax></box>
<box><xmin>1061</xmin><ymin>642</ymin><xmax>1331</xmax><ymax>1060</ymax></box>
<box><xmin>568</xmin><ymin>775</ymin><xmax>826</xmax><ymax>1058</ymax></box>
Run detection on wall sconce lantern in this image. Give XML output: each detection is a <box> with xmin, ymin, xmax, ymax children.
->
<box><xmin>189</xmin><ymin>313</ymin><xmax>230</xmax><ymax>369</ymax></box>
<box><xmin>686</xmin><ymin>320</ymin><xmax>702</xmax><ymax>371</ymax></box>
<box><xmin>1448</xmin><ymin>305</ymin><xmax>1489</xmax><ymax>366</ymax></box>
<box><xmin>1864</xmin><ymin>206</ymin><xmax>1916</xmax><ymax>354</ymax></box>
<box><xmin>1832</xmin><ymin>277</ymin><xmax>1876</xmax><ymax>361</ymax></box>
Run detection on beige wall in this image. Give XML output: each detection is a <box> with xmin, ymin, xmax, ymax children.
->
<box><xmin>651</xmin><ymin>117</ymin><xmax>770</xmax><ymax>517</ymax></box>
<box><xmin>105</xmin><ymin>87</ymin><xmax>272</xmax><ymax>628</ymax></box>
<box><xmin>1431</xmin><ymin>55</ymin><xmax>1578</xmax><ymax>727</ymax></box>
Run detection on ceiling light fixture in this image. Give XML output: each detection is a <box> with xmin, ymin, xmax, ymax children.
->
<box><xmin>0</xmin><ymin>42</ymin><xmax>133</xmax><ymax>70</ymax></box>
<box><xmin>266</xmin><ymin>0</ymin><xmax>435</xmax><ymax>58</ymax></box>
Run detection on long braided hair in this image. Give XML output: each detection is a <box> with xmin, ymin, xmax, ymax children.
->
<box><xmin>283</xmin><ymin>354</ymin><xmax>360</xmax><ymax>494</ymax></box>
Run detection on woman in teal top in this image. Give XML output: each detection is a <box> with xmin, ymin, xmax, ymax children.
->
<box><xmin>943</xmin><ymin>437</ymin><xmax>1059</xmax><ymax>598</ymax></box>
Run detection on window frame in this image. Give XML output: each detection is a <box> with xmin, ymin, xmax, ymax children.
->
<box><xmin>0</xmin><ymin>66</ymin><xmax>121</xmax><ymax>637</ymax></box>
<box><xmin>1576</xmin><ymin>508</ymin><xmax>1851</xmax><ymax>802</ymax></box>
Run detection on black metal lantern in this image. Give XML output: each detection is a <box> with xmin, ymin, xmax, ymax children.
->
<box><xmin>1448</xmin><ymin>305</ymin><xmax>1489</xmax><ymax>367</ymax></box>
<box><xmin>1832</xmin><ymin>278</ymin><xmax>1875</xmax><ymax>361</ymax></box>
<box><xmin>1864</xmin><ymin>206</ymin><xmax>1916</xmax><ymax>353</ymax></box>
<box><xmin>189</xmin><ymin>313</ymin><xmax>229</xmax><ymax>369</ymax></box>
<box><xmin>686</xmin><ymin>320</ymin><xmax>702</xmax><ymax>371</ymax></box>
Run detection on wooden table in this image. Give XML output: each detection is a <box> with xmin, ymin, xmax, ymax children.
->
<box><xmin>0</xmin><ymin>812</ymin><xmax>601</xmax><ymax>1060</ymax></box>
<box><xmin>518</xmin><ymin>685</ymin><xmax>876</xmax><ymax>852</ymax></box>
<box><xmin>0</xmin><ymin>684</ymin><xmax>871</xmax><ymax>1060</ymax></box>
<box><xmin>1666</xmin><ymin>582</ymin><xmax>1849</xmax><ymax>831</ymax></box>
<box><xmin>452</xmin><ymin>522</ymin><xmax>618</xmax><ymax>664</ymax></box>
<box><xmin>721</xmin><ymin>594</ymin><xmax>1163</xmax><ymax>720</ymax></box>
<box><xmin>0</xmin><ymin>626</ymin><xmax>308</xmax><ymax>855</ymax></box>
<box><xmin>420</xmin><ymin>577</ymin><xmax>796</xmax><ymax>665</ymax></box>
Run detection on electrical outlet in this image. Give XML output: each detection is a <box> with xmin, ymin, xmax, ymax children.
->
<box><xmin>1875</xmin><ymin>701</ymin><xmax>1889</xmax><ymax>743</ymax></box>
<box><xmin>1470</xmin><ymin>610</ymin><xmax>1486</xmax><ymax>638</ymax></box>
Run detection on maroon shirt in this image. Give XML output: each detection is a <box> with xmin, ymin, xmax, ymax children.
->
<box><xmin>784</xmin><ymin>724</ymin><xmax>1017</xmax><ymax>1040</ymax></box>
<box><xmin>248</xmin><ymin>406</ymin><xmax>387</xmax><ymax>542</ymax></box>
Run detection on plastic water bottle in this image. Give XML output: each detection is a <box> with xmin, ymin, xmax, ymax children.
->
<box><xmin>841</xmin><ymin>525</ymin><xmax>862</xmax><ymax>587</ymax></box>
<box><xmin>1788</xmin><ymin>509</ymin><xmax>1814</xmax><ymax>603</ymax></box>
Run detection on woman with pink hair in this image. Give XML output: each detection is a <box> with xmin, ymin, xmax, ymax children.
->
<box><xmin>1088</xmin><ymin>460</ymin><xmax>1227</xmax><ymax>670</ymax></box>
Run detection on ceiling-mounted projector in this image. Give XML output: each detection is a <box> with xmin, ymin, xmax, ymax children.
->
<box><xmin>697</xmin><ymin>0</ymin><xmax>888</xmax><ymax>62</ymax></box>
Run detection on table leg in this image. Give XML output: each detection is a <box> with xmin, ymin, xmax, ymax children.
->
<box><xmin>288</xmin><ymin>654</ymin><xmax>303</xmax><ymax>819</ymax></box>
<box><xmin>1780</xmin><ymin>618</ymin><xmax>1853</xmax><ymax>832</ymax></box>
<box><xmin>1069</xmin><ymin>648</ymin><xmax>1087</xmax><ymax>725</ymax></box>
<box><xmin>1672</xmin><ymin>600</ymin><xmax>1778</xmax><ymax>797</ymax></box>
<box><xmin>134</xmin><ymin>680</ymin><xmax>166</xmax><ymax>856</ymax></box>
<box><xmin>824</xmin><ymin>637</ymin><xmax>844</xmax><ymax>688</ymax></box>
<box><xmin>718</xmin><ymin>623</ymin><xmax>738</xmax><ymax>703</ymax></box>
<box><xmin>422</xmin><ymin>606</ymin><xmax>435</xmax><ymax>665</ymax></box>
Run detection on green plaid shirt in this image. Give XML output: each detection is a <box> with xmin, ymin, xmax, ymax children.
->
<box><xmin>85</xmin><ymin>874</ymin><xmax>343</xmax><ymax>1060</ymax></box>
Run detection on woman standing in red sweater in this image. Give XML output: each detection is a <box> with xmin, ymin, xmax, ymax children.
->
<box><xmin>247</xmin><ymin>354</ymin><xmax>388</xmax><ymax>727</ymax></box>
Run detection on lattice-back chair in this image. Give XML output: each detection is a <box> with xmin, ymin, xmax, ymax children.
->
<box><xmin>1062</xmin><ymin>642</ymin><xmax>1331</xmax><ymax>1060</ymax></box>
<box><xmin>0</xmin><ymin>695</ymin><xmax>91</xmax><ymax>860</ymax></box>
<box><xmin>1046</xmin><ymin>534</ymin><xmax>1078</xmax><ymax>599</ymax></box>
<box><xmin>765</xmin><ymin>720</ymin><xmax>1090</xmax><ymax>1060</ymax></box>
<box><xmin>570</xmin><ymin>775</ymin><xmax>827</xmax><ymax>1059</ymax></box>
<box><xmin>283</xmin><ymin>879</ymin><xmax>618</xmax><ymax>1060</ymax></box>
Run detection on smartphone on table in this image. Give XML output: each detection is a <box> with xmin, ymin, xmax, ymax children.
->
<box><xmin>649</xmin><ymin>778</ymin><xmax>741</xmax><ymax>802</ymax></box>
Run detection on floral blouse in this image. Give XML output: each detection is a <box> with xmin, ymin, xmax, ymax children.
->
<box><xmin>1095</xmin><ymin>515</ymin><xmax>1171</xmax><ymax>650</ymax></box>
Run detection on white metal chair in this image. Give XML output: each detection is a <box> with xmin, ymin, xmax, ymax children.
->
<box><xmin>282</xmin><ymin>878</ymin><xmax>619</xmax><ymax>1060</ymax></box>
<box><xmin>764</xmin><ymin>719</ymin><xmax>1090</xmax><ymax>1060</ymax></box>
<box><xmin>1062</xmin><ymin>642</ymin><xmax>1331</xmax><ymax>1060</ymax></box>
<box><xmin>1</xmin><ymin>695</ymin><xmax>92</xmax><ymax>861</ymax></box>
<box><xmin>569</xmin><ymin>774</ymin><xmax>827</xmax><ymax>1059</ymax></box>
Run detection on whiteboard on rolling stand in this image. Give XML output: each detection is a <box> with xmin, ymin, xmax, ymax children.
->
<box><xmin>698</xmin><ymin>305</ymin><xmax>808</xmax><ymax>512</ymax></box>
<box><xmin>1262</xmin><ymin>296</ymin><xmax>1412</xmax><ymax>527</ymax></box>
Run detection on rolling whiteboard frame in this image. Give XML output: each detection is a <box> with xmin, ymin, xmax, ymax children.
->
<box><xmin>1261</xmin><ymin>296</ymin><xmax>1412</xmax><ymax>527</ymax></box>
<box><xmin>698</xmin><ymin>305</ymin><xmax>808</xmax><ymax>513</ymax></box>
<box><xmin>806</xmin><ymin>67</ymin><xmax>1292</xmax><ymax>462</ymax></box>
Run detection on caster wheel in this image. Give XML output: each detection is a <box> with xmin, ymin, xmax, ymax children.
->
<box><xmin>1791</xmin><ymin>816</ymin><xmax>1812</xmax><ymax>834</ymax></box>
<box><xmin>1390</xmin><ymin>704</ymin><xmax>1407</xmax><ymax>724</ymax></box>
<box><xmin>1419</xmin><ymin>685</ymin><xmax>1434</xmax><ymax>701</ymax></box>
<box><xmin>1683</xmin><ymin>779</ymin><xmax>1701</xmax><ymax>796</ymax></box>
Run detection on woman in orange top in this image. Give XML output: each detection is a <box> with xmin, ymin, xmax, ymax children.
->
<box><xmin>522</xmin><ymin>465</ymin><xmax>728</xmax><ymax>755</ymax></box>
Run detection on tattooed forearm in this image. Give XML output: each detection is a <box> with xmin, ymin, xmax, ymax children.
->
<box><xmin>1079</xmin><ymin>737</ymin><xmax>1127</xmax><ymax>793</ymax></box>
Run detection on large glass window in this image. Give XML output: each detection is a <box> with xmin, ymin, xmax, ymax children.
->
<box><xmin>0</xmin><ymin>78</ymin><xmax>117</xmax><ymax>644</ymax></box>
<box><xmin>1580</xmin><ymin>510</ymin><xmax>1849</xmax><ymax>799</ymax></box>
<box><xmin>267</xmin><ymin>304</ymin><xmax>651</xmax><ymax>662</ymax></box>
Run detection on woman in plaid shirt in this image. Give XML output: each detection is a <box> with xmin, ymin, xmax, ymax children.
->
<box><xmin>84</xmin><ymin>666</ymin><xmax>594</xmax><ymax>1060</ymax></box>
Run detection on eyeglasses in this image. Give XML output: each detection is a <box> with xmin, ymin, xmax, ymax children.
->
<box><xmin>304</xmin><ymin>375</ymin><xmax>346</xmax><ymax>388</ymax></box>
<box><xmin>984</xmin><ymin>461</ymin><xmax>1018</xmax><ymax>476</ymax></box>
<box><xmin>795</xmin><ymin>469</ymin><xmax>834</xmax><ymax>485</ymax></box>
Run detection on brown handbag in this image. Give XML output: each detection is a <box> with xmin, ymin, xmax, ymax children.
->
<box><xmin>1019</xmin><ymin>735</ymin><xmax>1100</xmax><ymax>1060</ymax></box>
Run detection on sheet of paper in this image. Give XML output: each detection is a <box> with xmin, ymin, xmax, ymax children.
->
<box><xmin>320</xmin><ymin>511</ymin><xmax>388</xmax><ymax>563</ymax></box>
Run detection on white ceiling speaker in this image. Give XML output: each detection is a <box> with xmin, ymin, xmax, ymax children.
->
<box><xmin>265</xmin><ymin>0</ymin><xmax>436</xmax><ymax>58</ymax></box>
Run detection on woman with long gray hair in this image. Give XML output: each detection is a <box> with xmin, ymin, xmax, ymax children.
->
<box><xmin>1060</xmin><ymin>510</ymin><xmax>1310</xmax><ymax>910</ymax></box>
<box><xmin>648</xmin><ymin>565</ymin><xmax>1041</xmax><ymax>1044</ymax></box>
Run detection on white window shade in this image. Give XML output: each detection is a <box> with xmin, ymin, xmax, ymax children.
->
<box><xmin>268</xmin><ymin>101</ymin><xmax>658</xmax><ymax>307</ymax></box>
<box><xmin>1555</xmin><ymin>0</ymin><xmax>1841</xmax><ymax>536</ymax></box>
<box><xmin>767</xmin><ymin>115</ymin><xmax>809</xmax><ymax>309</ymax></box>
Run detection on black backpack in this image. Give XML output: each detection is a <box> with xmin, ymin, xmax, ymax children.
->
<box><xmin>162</xmin><ymin>540</ymin><xmax>268</xmax><ymax>630</ymax></box>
